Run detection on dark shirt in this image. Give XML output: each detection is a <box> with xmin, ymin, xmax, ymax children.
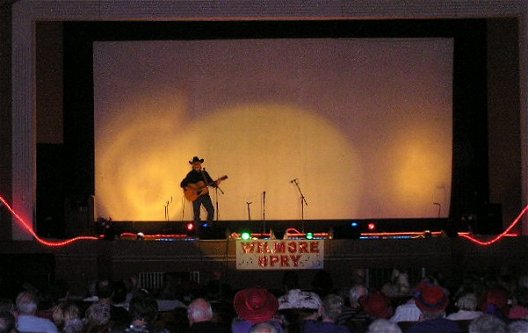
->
<box><xmin>190</xmin><ymin>321</ymin><xmax>230</xmax><ymax>333</ymax></box>
<box><xmin>180</xmin><ymin>169</ymin><xmax>215</xmax><ymax>188</ymax></box>
<box><xmin>110</xmin><ymin>305</ymin><xmax>130</xmax><ymax>325</ymax></box>
<box><xmin>303</xmin><ymin>320</ymin><xmax>351</xmax><ymax>333</ymax></box>
<box><xmin>407</xmin><ymin>318</ymin><xmax>462</xmax><ymax>333</ymax></box>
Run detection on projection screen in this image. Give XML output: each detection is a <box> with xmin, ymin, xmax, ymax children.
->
<box><xmin>93</xmin><ymin>38</ymin><xmax>453</xmax><ymax>221</ymax></box>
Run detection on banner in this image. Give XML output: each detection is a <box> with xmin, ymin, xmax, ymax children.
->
<box><xmin>236</xmin><ymin>239</ymin><xmax>324</xmax><ymax>270</ymax></box>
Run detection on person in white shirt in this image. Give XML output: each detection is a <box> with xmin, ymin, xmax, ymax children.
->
<box><xmin>446</xmin><ymin>293</ymin><xmax>482</xmax><ymax>321</ymax></box>
<box><xmin>15</xmin><ymin>291</ymin><xmax>58</xmax><ymax>333</ymax></box>
<box><xmin>389</xmin><ymin>299</ymin><xmax>421</xmax><ymax>323</ymax></box>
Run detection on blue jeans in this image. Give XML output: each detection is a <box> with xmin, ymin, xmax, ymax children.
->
<box><xmin>192</xmin><ymin>194</ymin><xmax>214</xmax><ymax>228</ymax></box>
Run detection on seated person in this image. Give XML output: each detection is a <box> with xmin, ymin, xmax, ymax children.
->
<box><xmin>366</xmin><ymin>319</ymin><xmax>402</xmax><ymax>333</ymax></box>
<box><xmin>232</xmin><ymin>288</ymin><xmax>283</xmax><ymax>333</ymax></box>
<box><xmin>446</xmin><ymin>293</ymin><xmax>482</xmax><ymax>321</ymax></box>
<box><xmin>187</xmin><ymin>298</ymin><xmax>228</xmax><ymax>333</ymax></box>
<box><xmin>303</xmin><ymin>295</ymin><xmax>350</xmax><ymax>333</ymax></box>
<box><xmin>407</xmin><ymin>284</ymin><xmax>461</xmax><ymax>333</ymax></box>
<box><xmin>468</xmin><ymin>314</ymin><xmax>508</xmax><ymax>333</ymax></box>
<box><xmin>278</xmin><ymin>288</ymin><xmax>322</xmax><ymax>333</ymax></box>
<box><xmin>509</xmin><ymin>287</ymin><xmax>528</xmax><ymax>320</ymax></box>
<box><xmin>15</xmin><ymin>291</ymin><xmax>58</xmax><ymax>333</ymax></box>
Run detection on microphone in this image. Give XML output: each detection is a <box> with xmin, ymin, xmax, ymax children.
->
<box><xmin>290</xmin><ymin>178</ymin><xmax>298</xmax><ymax>184</ymax></box>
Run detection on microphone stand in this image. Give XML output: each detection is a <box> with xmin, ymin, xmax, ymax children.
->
<box><xmin>261</xmin><ymin>191</ymin><xmax>266</xmax><ymax>235</ymax></box>
<box><xmin>246</xmin><ymin>201</ymin><xmax>253</xmax><ymax>221</ymax></box>
<box><xmin>291</xmin><ymin>179</ymin><xmax>308</xmax><ymax>233</ymax></box>
<box><xmin>215</xmin><ymin>184</ymin><xmax>224</xmax><ymax>222</ymax></box>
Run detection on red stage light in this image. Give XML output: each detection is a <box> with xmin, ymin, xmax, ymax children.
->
<box><xmin>186</xmin><ymin>223</ymin><xmax>194</xmax><ymax>231</ymax></box>
<box><xmin>368</xmin><ymin>223</ymin><xmax>376</xmax><ymax>231</ymax></box>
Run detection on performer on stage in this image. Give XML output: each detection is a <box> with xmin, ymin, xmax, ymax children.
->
<box><xmin>180</xmin><ymin>156</ymin><xmax>222</xmax><ymax>232</ymax></box>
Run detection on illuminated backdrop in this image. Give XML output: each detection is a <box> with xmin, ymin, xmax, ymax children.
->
<box><xmin>93</xmin><ymin>38</ymin><xmax>453</xmax><ymax>221</ymax></box>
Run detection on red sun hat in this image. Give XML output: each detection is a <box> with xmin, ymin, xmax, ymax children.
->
<box><xmin>361</xmin><ymin>292</ymin><xmax>392</xmax><ymax>319</ymax></box>
<box><xmin>415</xmin><ymin>284</ymin><xmax>449</xmax><ymax>313</ymax></box>
<box><xmin>234</xmin><ymin>288</ymin><xmax>279</xmax><ymax>324</ymax></box>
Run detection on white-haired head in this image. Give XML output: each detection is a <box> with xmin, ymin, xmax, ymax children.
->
<box><xmin>16</xmin><ymin>291</ymin><xmax>38</xmax><ymax>315</ymax></box>
<box><xmin>469</xmin><ymin>314</ymin><xmax>508</xmax><ymax>333</ymax></box>
<box><xmin>509</xmin><ymin>320</ymin><xmax>528</xmax><ymax>333</ymax></box>
<box><xmin>187</xmin><ymin>298</ymin><xmax>213</xmax><ymax>325</ymax></box>
<box><xmin>367</xmin><ymin>319</ymin><xmax>402</xmax><ymax>333</ymax></box>
<box><xmin>456</xmin><ymin>293</ymin><xmax>478</xmax><ymax>311</ymax></box>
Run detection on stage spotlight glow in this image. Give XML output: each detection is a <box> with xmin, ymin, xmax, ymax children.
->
<box><xmin>306</xmin><ymin>232</ymin><xmax>314</xmax><ymax>240</ymax></box>
<box><xmin>368</xmin><ymin>223</ymin><xmax>376</xmax><ymax>231</ymax></box>
<box><xmin>186</xmin><ymin>223</ymin><xmax>194</xmax><ymax>231</ymax></box>
<box><xmin>351</xmin><ymin>222</ymin><xmax>359</xmax><ymax>228</ymax></box>
<box><xmin>241</xmin><ymin>232</ymin><xmax>251</xmax><ymax>240</ymax></box>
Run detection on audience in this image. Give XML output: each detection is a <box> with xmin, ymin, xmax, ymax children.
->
<box><xmin>480</xmin><ymin>287</ymin><xmax>509</xmax><ymax>321</ymax></box>
<box><xmin>390</xmin><ymin>295</ymin><xmax>421</xmax><ymax>323</ymax></box>
<box><xmin>509</xmin><ymin>287</ymin><xmax>528</xmax><ymax>320</ymax></box>
<box><xmin>0</xmin><ymin>311</ymin><xmax>16</xmax><ymax>333</ymax></box>
<box><xmin>468</xmin><ymin>313</ymin><xmax>508</xmax><ymax>333</ymax></box>
<box><xmin>278</xmin><ymin>288</ymin><xmax>321</xmax><ymax>333</ymax></box>
<box><xmin>367</xmin><ymin>319</ymin><xmax>402</xmax><ymax>333</ymax></box>
<box><xmin>407</xmin><ymin>283</ymin><xmax>461</xmax><ymax>333</ymax></box>
<box><xmin>361</xmin><ymin>291</ymin><xmax>393</xmax><ymax>321</ymax></box>
<box><xmin>127</xmin><ymin>292</ymin><xmax>165</xmax><ymax>333</ymax></box>
<box><xmin>52</xmin><ymin>302</ymin><xmax>83</xmax><ymax>333</ymax></box>
<box><xmin>446</xmin><ymin>293</ymin><xmax>482</xmax><ymax>321</ymax></box>
<box><xmin>232</xmin><ymin>288</ymin><xmax>282</xmax><ymax>333</ymax></box>
<box><xmin>508</xmin><ymin>319</ymin><xmax>528</xmax><ymax>333</ymax></box>
<box><xmin>303</xmin><ymin>294</ymin><xmax>349</xmax><ymax>333</ymax></box>
<box><xmin>84</xmin><ymin>302</ymin><xmax>112</xmax><ymax>333</ymax></box>
<box><xmin>7</xmin><ymin>267</ymin><xmax>528</xmax><ymax>333</ymax></box>
<box><xmin>187</xmin><ymin>298</ymin><xmax>228</xmax><ymax>333</ymax></box>
<box><xmin>15</xmin><ymin>291</ymin><xmax>58</xmax><ymax>333</ymax></box>
<box><xmin>248</xmin><ymin>322</ymin><xmax>278</xmax><ymax>333</ymax></box>
<box><xmin>96</xmin><ymin>280</ymin><xmax>130</xmax><ymax>326</ymax></box>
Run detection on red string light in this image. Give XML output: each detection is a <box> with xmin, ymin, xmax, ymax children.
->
<box><xmin>1</xmin><ymin>195</ymin><xmax>526</xmax><ymax>247</ymax></box>
<box><xmin>457</xmin><ymin>204</ymin><xmax>528</xmax><ymax>246</ymax></box>
<box><xmin>0</xmin><ymin>195</ymin><xmax>99</xmax><ymax>247</ymax></box>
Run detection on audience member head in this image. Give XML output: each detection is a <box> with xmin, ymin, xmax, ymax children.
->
<box><xmin>0</xmin><ymin>311</ymin><xmax>16</xmax><ymax>333</ymax></box>
<box><xmin>351</xmin><ymin>269</ymin><xmax>367</xmax><ymax>285</ymax></box>
<box><xmin>234</xmin><ymin>288</ymin><xmax>279</xmax><ymax>324</ymax></box>
<box><xmin>52</xmin><ymin>302</ymin><xmax>81</xmax><ymax>328</ymax></box>
<box><xmin>361</xmin><ymin>291</ymin><xmax>392</xmax><ymax>320</ymax></box>
<box><xmin>468</xmin><ymin>314</ymin><xmax>508</xmax><ymax>333</ymax></box>
<box><xmin>16</xmin><ymin>291</ymin><xmax>38</xmax><ymax>315</ymax></box>
<box><xmin>187</xmin><ymin>298</ymin><xmax>213</xmax><ymax>326</ymax></box>
<box><xmin>96</xmin><ymin>279</ymin><xmax>114</xmax><ymax>300</ymax></box>
<box><xmin>0</xmin><ymin>300</ymin><xmax>14</xmax><ymax>314</ymax></box>
<box><xmin>129</xmin><ymin>293</ymin><xmax>159</xmax><ymax>324</ymax></box>
<box><xmin>349</xmin><ymin>285</ymin><xmax>368</xmax><ymax>309</ymax></box>
<box><xmin>321</xmin><ymin>294</ymin><xmax>343</xmax><ymax>322</ymax></box>
<box><xmin>85</xmin><ymin>302</ymin><xmax>111</xmax><ymax>327</ymax></box>
<box><xmin>480</xmin><ymin>287</ymin><xmax>509</xmax><ymax>319</ymax></box>
<box><xmin>509</xmin><ymin>320</ymin><xmax>528</xmax><ymax>333</ymax></box>
<box><xmin>455</xmin><ymin>293</ymin><xmax>478</xmax><ymax>311</ymax></box>
<box><xmin>249</xmin><ymin>322</ymin><xmax>278</xmax><ymax>333</ymax></box>
<box><xmin>278</xmin><ymin>289</ymin><xmax>322</xmax><ymax>319</ymax></box>
<box><xmin>414</xmin><ymin>284</ymin><xmax>448</xmax><ymax>319</ymax></box>
<box><xmin>367</xmin><ymin>319</ymin><xmax>402</xmax><ymax>333</ymax></box>
<box><xmin>282</xmin><ymin>271</ymin><xmax>299</xmax><ymax>292</ymax></box>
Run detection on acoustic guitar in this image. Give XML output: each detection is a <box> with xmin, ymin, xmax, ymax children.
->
<box><xmin>183</xmin><ymin>175</ymin><xmax>228</xmax><ymax>202</ymax></box>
